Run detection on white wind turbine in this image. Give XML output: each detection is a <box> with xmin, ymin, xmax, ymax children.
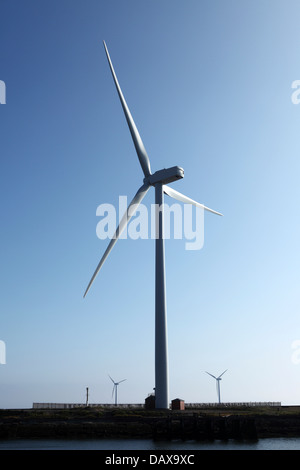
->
<box><xmin>206</xmin><ymin>370</ymin><xmax>228</xmax><ymax>404</ymax></box>
<box><xmin>109</xmin><ymin>375</ymin><xmax>126</xmax><ymax>406</ymax></box>
<box><xmin>84</xmin><ymin>41</ymin><xmax>223</xmax><ymax>409</ymax></box>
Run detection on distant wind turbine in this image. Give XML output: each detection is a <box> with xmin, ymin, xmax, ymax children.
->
<box><xmin>206</xmin><ymin>370</ymin><xmax>228</xmax><ymax>403</ymax></box>
<box><xmin>84</xmin><ymin>41</ymin><xmax>223</xmax><ymax>409</ymax></box>
<box><xmin>109</xmin><ymin>375</ymin><xmax>126</xmax><ymax>406</ymax></box>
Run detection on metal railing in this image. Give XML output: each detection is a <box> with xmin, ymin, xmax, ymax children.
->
<box><xmin>32</xmin><ymin>401</ymin><xmax>281</xmax><ymax>409</ymax></box>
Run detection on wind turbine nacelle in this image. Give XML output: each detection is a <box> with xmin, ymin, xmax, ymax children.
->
<box><xmin>146</xmin><ymin>166</ymin><xmax>184</xmax><ymax>186</ymax></box>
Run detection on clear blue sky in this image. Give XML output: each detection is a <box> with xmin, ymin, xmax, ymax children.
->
<box><xmin>1</xmin><ymin>0</ymin><xmax>300</xmax><ymax>408</ymax></box>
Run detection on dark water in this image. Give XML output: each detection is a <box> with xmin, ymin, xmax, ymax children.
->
<box><xmin>0</xmin><ymin>437</ymin><xmax>300</xmax><ymax>450</ymax></box>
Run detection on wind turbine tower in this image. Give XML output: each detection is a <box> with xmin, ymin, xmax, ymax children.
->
<box><xmin>206</xmin><ymin>370</ymin><xmax>228</xmax><ymax>404</ymax></box>
<box><xmin>84</xmin><ymin>42</ymin><xmax>223</xmax><ymax>409</ymax></box>
<box><xmin>109</xmin><ymin>375</ymin><xmax>126</xmax><ymax>406</ymax></box>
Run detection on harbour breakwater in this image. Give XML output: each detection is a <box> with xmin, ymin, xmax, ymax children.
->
<box><xmin>0</xmin><ymin>407</ymin><xmax>300</xmax><ymax>441</ymax></box>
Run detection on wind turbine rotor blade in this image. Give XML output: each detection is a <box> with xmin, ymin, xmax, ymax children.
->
<box><xmin>103</xmin><ymin>41</ymin><xmax>152</xmax><ymax>178</ymax></box>
<box><xmin>119</xmin><ymin>379</ymin><xmax>126</xmax><ymax>384</ymax></box>
<box><xmin>108</xmin><ymin>374</ymin><xmax>115</xmax><ymax>384</ymax></box>
<box><xmin>84</xmin><ymin>182</ymin><xmax>150</xmax><ymax>297</ymax></box>
<box><xmin>205</xmin><ymin>371</ymin><xmax>217</xmax><ymax>379</ymax></box>
<box><xmin>218</xmin><ymin>369</ymin><xmax>228</xmax><ymax>379</ymax></box>
<box><xmin>163</xmin><ymin>185</ymin><xmax>223</xmax><ymax>216</ymax></box>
